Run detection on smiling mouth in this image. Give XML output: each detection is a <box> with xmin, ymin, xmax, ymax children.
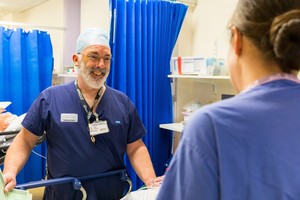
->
<box><xmin>91</xmin><ymin>70</ymin><xmax>105</xmax><ymax>77</ymax></box>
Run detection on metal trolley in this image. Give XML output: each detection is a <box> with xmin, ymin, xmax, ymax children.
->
<box><xmin>15</xmin><ymin>169</ymin><xmax>132</xmax><ymax>200</ymax></box>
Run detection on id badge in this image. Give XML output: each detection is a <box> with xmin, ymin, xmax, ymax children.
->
<box><xmin>89</xmin><ymin>120</ymin><xmax>109</xmax><ymax>136</ymax></box>
<box><xmin>60</xmin><ymin>113</ymin><xmax>78</xmax><ymax>122</ymax></box>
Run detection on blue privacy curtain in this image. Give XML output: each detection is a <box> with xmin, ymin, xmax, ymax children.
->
<box><xmin>0</xmin><ymin>27</ymin><xmax>53</xmax><ymax>183</ymax></box>
<box><xmin>108</xmin><ymin>0</ymin><xmax>187</xmax><ymax>190</ymax></box>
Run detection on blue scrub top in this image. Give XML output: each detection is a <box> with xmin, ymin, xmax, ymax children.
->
<box><xmin>157</xmin><ymin>79</ymin><xmax>300</xmax><ymax>200</ymax></box>
<box><xmin>22</xmin><ymin>81</ymin><xmax>145</xmax><ymax>199</ymax></box>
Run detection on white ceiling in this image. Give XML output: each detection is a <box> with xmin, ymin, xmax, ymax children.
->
<box><xmin>0</xmin><ymin>0</ymin><xmax>49</xmax><ymax>18</ymax></box>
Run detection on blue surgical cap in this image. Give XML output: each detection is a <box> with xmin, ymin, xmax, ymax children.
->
<box><xmin>76</xmin><ymin>27</ymin><xmax>110</xmax><ymax>53</ymax></box>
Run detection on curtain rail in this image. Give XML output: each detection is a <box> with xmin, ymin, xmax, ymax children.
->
<box><xmin>0</xmin><ymin>20</ymin><xmax>65</xmax><ymax>31</ymax></box>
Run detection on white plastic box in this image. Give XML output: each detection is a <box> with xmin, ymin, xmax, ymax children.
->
<box><xmin>170</xmin><ymin>56</ymin><xmax>227</xmax><ymax>76</ymax></box>
<box><xmin>171</xmin><ymin>56</ymin><xmax>206</xmax><ymax>75</ymax></box>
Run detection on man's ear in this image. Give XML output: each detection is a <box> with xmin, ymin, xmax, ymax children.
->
<box><xmin>72</xmin><ymin>54</ymin><xmax>80</xmax><ymax>66</ymax></box>
<box><xmin>232</xmin><ymin>27</ymin><xmax>243</xmax><ymax>56</ymax></box>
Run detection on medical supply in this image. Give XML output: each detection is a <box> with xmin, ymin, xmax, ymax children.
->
<box><xmin>170</xmin><ymin>56</ymin><xmax>227</xmax><ymax>76</ymax></box>
<box><xmin>181</xmin><ymin>100</ymin><xmax>202</xmax><ymax>123</ymax></box>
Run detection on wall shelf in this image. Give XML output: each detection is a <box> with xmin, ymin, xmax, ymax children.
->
<box><xmin>168</xmin><ymin>74</ymin><xmax>230</xmax><ymax>80</ymax></box>
<box><xmin>163</xmin><ymin>73</ymin><xmax>234</xmax><ymax>153</ymax></box>
<box><xmin>57</xmin><ymin>74</ymin><xmax>77</xmax><ymax>78</ymax></box>
<box><xmin>159</xmin><ymin>123</ymin><xmax>184</xmax><ymax>133</ymax></box>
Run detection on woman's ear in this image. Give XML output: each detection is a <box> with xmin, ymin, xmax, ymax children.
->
<box><xmin>72</xmin><ymin>54</ymin><xmax>80</xmax><ymax>67</ymax></box>
<box><xmin>232</xmin><ymin>27</ymin><xmax>243</xmax><ymax>56</ymax></box>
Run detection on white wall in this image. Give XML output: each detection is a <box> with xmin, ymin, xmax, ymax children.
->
<box><xmin>177</xmin><ymin>0</ymin><xmax>238</xmax><ymax>58</ymax></box>
<box><xmin>63</xmin><ymin>0</ymin><xmax>81</xmax><ymax>68</ymax></box>
<box><xmin>175</xmin><ymin>6</ymin><xmax>194</xmax><ymax>56</ymax></box>
<box><xmin>80</xmin><ymin>0</ymin><xmax>110</xmax><ymax>32</ymax></box>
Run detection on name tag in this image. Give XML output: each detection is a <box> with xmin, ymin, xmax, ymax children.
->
<box><xmin>89</xmin><ymin>120</ymin><xmax>109</xmax><ymax>136</ymax></box>
<box><xmin>61</xmin><ymin>113</ymin><xmax>78</xmax><ymax>122</ymax></box>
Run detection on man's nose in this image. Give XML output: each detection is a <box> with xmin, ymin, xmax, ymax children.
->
<box><xmin>96</xmin><ymin>58</ymin><xmax>106</xmax><ymax>68</ymax></box>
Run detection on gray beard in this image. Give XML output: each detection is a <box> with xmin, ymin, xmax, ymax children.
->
<box><xmin>78</xmin><ymin>62</ymin><xmax>109</xmax><ymax>89</ymax></box>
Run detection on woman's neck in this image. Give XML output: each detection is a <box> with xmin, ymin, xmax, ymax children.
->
<box><xmin>239</xmin><ymin>49</ymin><xmax>282</xmax><ymax>92</ymax></box>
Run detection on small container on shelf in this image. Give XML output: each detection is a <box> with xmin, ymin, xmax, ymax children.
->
<box><xmin>170</xmin><ymin>56</ymin><xmax>228</xmax><ymax>77</ymax></box>
<box><xmin>181</xmin><ymin>100</ymin><xmax>202</xmax><ymax>124</ymax></box>
<box><xmin>64</xmin><ymin>65</ymin><xmax>78</xmax><ymax>75</ymax></box>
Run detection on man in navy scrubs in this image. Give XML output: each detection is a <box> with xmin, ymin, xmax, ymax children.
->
<box><xmin>3</xmin><ymin>27</ymin><xmax>161</xmax><ymax>199</ymax></box>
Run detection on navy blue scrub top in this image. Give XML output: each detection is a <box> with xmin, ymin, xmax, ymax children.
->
<box><xmin>22</xmin><ymin>81</ymin><xmax>145</xmax><ymax>199</ymax></box>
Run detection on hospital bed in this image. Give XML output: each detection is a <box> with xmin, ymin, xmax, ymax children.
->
<box><xmin>0</xmin><ymin>130</ymin><xmax>18</xmax><ymax>163</ymax></box>
<box><xmin>120</xmin><ymin>186</ymin><xmax>160</xmax><ymax>200</ymax></box>
<box><xmin>0</xmin><ymin>130</ymin><xmax>45</xmax><ymax>164</ymax></box>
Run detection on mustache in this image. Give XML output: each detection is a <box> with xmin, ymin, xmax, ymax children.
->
<box><xmin>89</xmin><ymin>67</ymin><xmax>106</xmax><ymax>74</ymax></box>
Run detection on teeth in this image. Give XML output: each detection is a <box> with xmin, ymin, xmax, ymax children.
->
<box><xmin>93</xmin><ymin>71</ymin><xmax>102</xmax><ymax>76</ymax></box>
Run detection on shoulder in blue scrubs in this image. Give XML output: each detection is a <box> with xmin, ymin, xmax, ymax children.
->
<box><xmin>157</xmin><ymin>0</ymin><xmax>300</xmax><ymax>198</ymax></box>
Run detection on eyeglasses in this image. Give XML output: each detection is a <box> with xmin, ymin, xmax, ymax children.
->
<box><xmin>80</xmin><ymin>53</ymin><xmax>112</xmax><ymax>64</ymax></box>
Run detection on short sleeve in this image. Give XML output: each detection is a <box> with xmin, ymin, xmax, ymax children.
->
<box><xmin>22</xmin><ymin>91</ymin><xmax>50</xmax><ymax>136</ymax></box>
